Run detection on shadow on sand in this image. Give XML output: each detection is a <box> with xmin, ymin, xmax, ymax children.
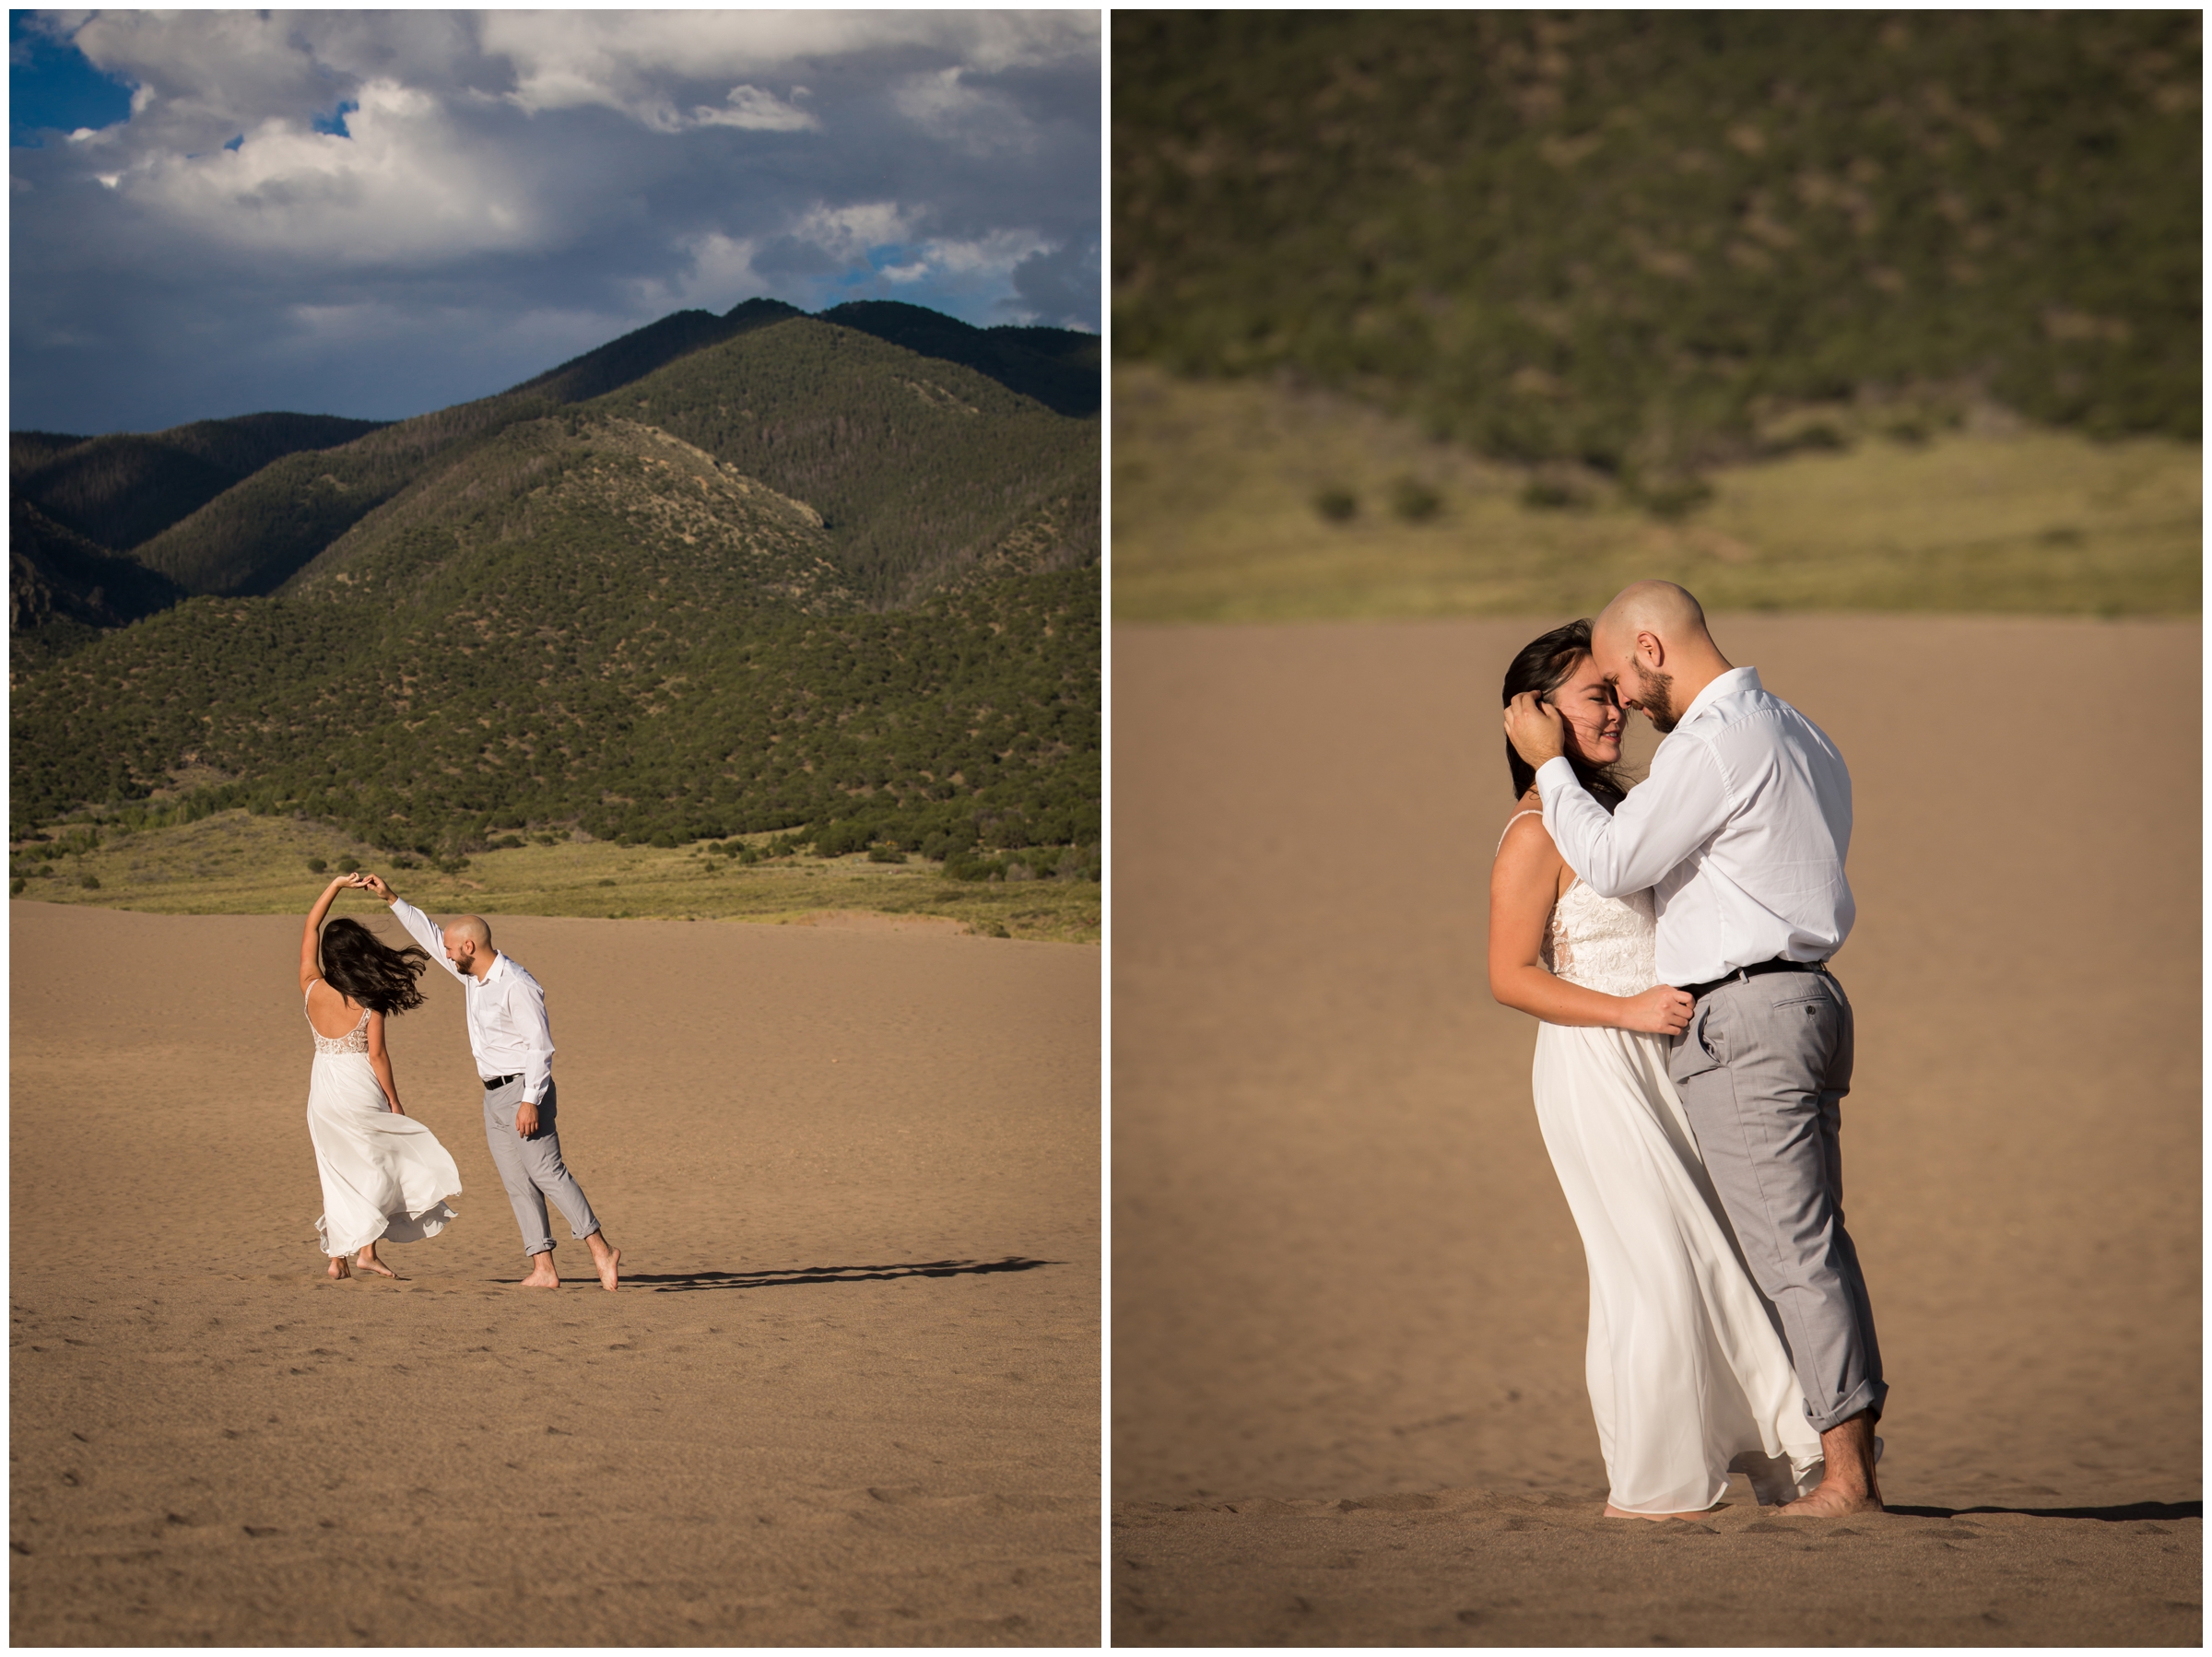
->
<box><xmin>623</xmin><ymin>1255</ymin><xmax>1057</xmax><ymax>1292</ymax></box>
<box><xmin>1888</xmin><ymin>1500</ymin><xmax>2200</xmax><ymax>1524</ymax></box>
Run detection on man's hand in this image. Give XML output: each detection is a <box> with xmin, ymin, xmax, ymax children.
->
<box><xmin>360</xmin><ymin>872</ymin><xmax>394</xmax><ymax>902</ymax></box>
<box><xmin>1503</xmin><ymin>690</ymin><xmax>1569</xmax><ymax>769</ymax></box>
<box><xmin>515</xmin><ymin>1099</ymin><xmax>540</xmax><ymax>1139</ymax></box>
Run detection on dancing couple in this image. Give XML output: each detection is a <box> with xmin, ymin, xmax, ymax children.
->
<box><xmin>1491</xmin><ymin>581</ymin><xmax>1885</xmax><ymax>1520</ymax></box>
<box><xmin>298</xmin><ymin>872</ymin><xmax>620</xmax><ymax>1290</ymax></box>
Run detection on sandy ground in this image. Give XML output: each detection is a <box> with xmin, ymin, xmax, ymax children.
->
<box><xmin>11</xmin><ymin>903</ymin><xmax>1099</xmax><ymax>1645</ymax></box>
<box><xmin>1111</xmin><ymin>616</ymin><xmax>2199</xmax><ymax>1645</ymax></box>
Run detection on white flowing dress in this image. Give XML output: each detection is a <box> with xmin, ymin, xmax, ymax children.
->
<box><xmin>1525</xmin><ymin>841</ymin><xmax>1825</xmax><ymax>1513</ymax></box>
<box><xmin>305</xmin><ymin>985</ymin><xmax>463</xmax><ymax>1257</ymax></box>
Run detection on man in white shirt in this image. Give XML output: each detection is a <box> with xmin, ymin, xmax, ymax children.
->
<box><xmin>363</xmin><ymin>874</ymin><xmax>621</xmax><ymax>1291</ymax></box>
<box><xmin>1504</xmin><ymin>581</ymin><xmax>1883</xmax><ymax>1517</ymax></box>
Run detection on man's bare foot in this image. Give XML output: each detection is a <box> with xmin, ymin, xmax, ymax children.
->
<box><xmin>354</xmin><ymin>1247</ymin><xmax>398</xmax><ymax>1279</ymax></box>
<box><xmin>326</xmin><ymin>1256</ymin><xmax>352</xmax><ymax>1280</ymax></box>
<box><xmin>1778</xmin><ymin>1482</ymin><xmax>1884</xmax><ymax>1517</ymax></box>
<box><xmin>1603</xmin><ymin>1502</ymin><xmax>1720</xmax><ymax>1522</ymax></box>
<box><xmin>585</xmin><ymin>1233</ymin><xmax>620</xmax><ymax>1293</ymax></box>
<box><xmin>518</xmin><ymin>1254</ymin><xmax>561</xmax><ymax>1288</ymax></box>
<box><xmin>1779</xmin><ymin>1411</ymin><xmax>1884</xmax><ymax>1516</ymax></box>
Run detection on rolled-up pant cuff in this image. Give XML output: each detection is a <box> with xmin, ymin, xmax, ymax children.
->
<box><xmin>1806</xmin><ymin>1377</ymin><xmax>1887</xmax><ymax>1435</ymax></box>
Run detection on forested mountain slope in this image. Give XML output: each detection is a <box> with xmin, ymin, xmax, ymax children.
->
<box><xmin>96</xmin><ymin>311</ymin><xmax>1095</xmax><ymax>606</ymax></box>
<box><xmin>13</xmin><ymin>412</ymin><xmax>388</xmax><ymax>555</ymax></box>
<box><xmin>11</xmin><ymin>300</ymin><xmax>1100</xmax><ymax>864</ymax></box>
<box><xmin>1114</xmin><ymin>11</ymin><xmax>2198</xmax><ymax>488</ymax></box>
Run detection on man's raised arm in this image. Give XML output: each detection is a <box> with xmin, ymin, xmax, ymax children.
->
<box><xmin>361</xmin><ymin>874</ymin><xmax>464</xmax><ymax>981</ymax></box>
<box><xmin>1535</xmin><ymin>736</ymin><xmax>1732</xmax><ymax>899</ymax></box>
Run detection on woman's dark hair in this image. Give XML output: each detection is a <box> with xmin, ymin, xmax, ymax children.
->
<box><xmin>320</xmin><ymin>917</ymin><xmax>430</xmax><ymax>1017</ymax></box>
<box><xmin>1502</xmin><ymin>618</ymin><xmax>1630</xmax><ymax>807</ymax></box>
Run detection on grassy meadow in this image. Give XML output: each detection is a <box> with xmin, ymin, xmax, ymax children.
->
<box><xmin>1112</xmin><ymin>365</ymin><xmax>2201</xmax><ymax>623</ymax></box>
<box><xmin>9</xmin><ymin>809</ymin><xmax>1100</xmax><ymax>944</ymax></box>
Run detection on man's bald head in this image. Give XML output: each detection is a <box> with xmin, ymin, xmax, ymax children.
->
<box><xmin>1592</xmin><ymin>581</ymin><xmax>1712</xmax><ymax>661</ymax></box>
<box><xmin>439</xmin><ymin>912</ymin><xmax>497</xmax><ymax>979</ymax></box>
<box><xmin>1588</xmin><ymin>581</ymin><xmax>1731</xmax><ymax>734</ymax></box>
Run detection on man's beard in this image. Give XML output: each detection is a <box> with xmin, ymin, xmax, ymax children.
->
<box><xmin>1636</xmin><ymin>667</ymin><xmax>1680</xmax><ymax>733</ymax></box>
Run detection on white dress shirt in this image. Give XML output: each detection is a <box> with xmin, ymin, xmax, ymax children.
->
<box><xmin>389</xmin><ymin>897</ymin><xmax>557</xmax><ymax>1103</ymax></box>
<box><xmin>1535</xmin><ymin>665</ymin><xmax>1853</xmax><ymax>987</ymax></box>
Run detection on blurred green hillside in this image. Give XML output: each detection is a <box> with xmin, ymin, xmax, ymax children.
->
<box><xmin>1113</xmin><ymin>12</ymin><xmax>2199</xmax><ymax>493</ymax></box>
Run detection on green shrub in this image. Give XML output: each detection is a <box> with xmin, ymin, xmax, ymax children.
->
<box><xmin>866</xmin><ymin>846</ymin><xmax>908</xmax><ymax>864</ymax></box>
<box><xmin>337</xmin><ymin>856</ymin><xmax>360</xmax><ymax>873</ymax></box>
<box><xmin>79</xmin><ymin>873</ymin><xmax>100</xmax><ymax>889</ymax></box>
<box><xmin>1388</xmin><ymin>476</ymin><xmax>1441</xmax><ymax>522</ymax></box>
<box><xmin>1521</xmin><ymin>477</ymin><xmax>1585</xmax><ymax>511</ymax></box>
<box><xmin>1312</xmin><ymin>485</ymin><xmax>1358</xmax><ymax>522</ymax></box>
<box><xmin>306</xmin><ymin>857</ymin><xmax>327</xmax><ymax>873</ymax></box>
<box><xmin>1636</xmin><ymin>477</ymin><xmax>1714</xmax><ymax>521</ymax></box>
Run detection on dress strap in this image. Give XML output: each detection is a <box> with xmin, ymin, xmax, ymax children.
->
<box><xmin>1494</xmin><ymin>808</ymin><xmax>1546</xmax><ymax>857</ymax></box>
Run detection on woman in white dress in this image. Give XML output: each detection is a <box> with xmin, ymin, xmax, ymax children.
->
<box><xmin>300</xmin><ymin>874</ymin><xmax>463</xmax><ymax>1280</ymax></box>
<box><xmin>1488</xmin><ymin>620</ymin><xmax>1823</xmax><ymax>1519</ymax></box>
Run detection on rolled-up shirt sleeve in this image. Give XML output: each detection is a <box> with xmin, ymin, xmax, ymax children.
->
<box><xmin>388</xmin><ymin>897</ymin><xmax>463</xmax><ymax>980</ymax></box>
<box><xmin>507</xmin><ymin>976</ymin><xmax>557</xmax><ymax>1104</ymax></box>
<box><xmin>1536</xmin><ymin>736</ymin><xmax>1733</xmax><ymax>899</ymax></box>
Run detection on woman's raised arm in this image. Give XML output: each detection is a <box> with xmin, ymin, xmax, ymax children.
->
<box><xmin>300</xmin><ymin>875</ymin><xmax>365</xmax><ymax>993</ymax></box>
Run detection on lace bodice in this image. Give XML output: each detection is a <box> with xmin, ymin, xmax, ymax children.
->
<box><xmin>1543</xmin><ymin>880</ymin><xmax>1662</xmax><ymax>999</ymax></box>
<box><xmin>306</xmin><ymin>984</ymin><xmax>370</xmax><ymax>1055</ymax></box>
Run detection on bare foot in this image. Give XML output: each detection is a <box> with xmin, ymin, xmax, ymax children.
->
<box><xmin>1778</xmin><ymin>1482</ymin><xmax>1884</xmax><ymax>1518</ymax></box>
<box><xmin>354</xmin><ymin>1246</ymin><xmax>398</xmax><ymax>1279</ymax></box>
<box><xmin>1779</xmin><ymin>1411</ymin><xmax>1883</xmax><ymax>1516</ymax></box>
<box><xmin>586</xmin><ymin>1235</ymin><xmax>620</xmax><ymax>1293</ymax></box>
<box><xmin>518</xmin><ymin>1256</ymin><xmax>561</xmax><ymax>1288</ymax></box>
<box><xmin>1602</xmin><ymin>1503</ymin><xmax>1720</xmax><ymax>1522</ymax></box>
<box><xmin>326</xmin><ymin>1256</ymin><xmax>352</xmax><ymax>1281</ymax></box>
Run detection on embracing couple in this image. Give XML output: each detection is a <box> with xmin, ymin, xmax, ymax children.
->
<box><xmin>297</xmin><ymin>871</ymin><xmax>620</xmax><ymax>1291</ymax></box>
<box><xmin>1491</xmin><ymin>581</ymin><xmax>1884</xmax><ymax>1521</ymax></box>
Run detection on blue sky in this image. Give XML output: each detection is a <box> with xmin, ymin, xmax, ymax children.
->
<box><xmin>10</xmin><ymin>10</ymin><xmax>1100</xmax><ymax>433</ymax></box>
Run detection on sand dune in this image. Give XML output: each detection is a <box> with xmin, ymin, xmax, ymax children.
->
<box><xmin>11</xmin><ymin>902</ymin><xmax>1099</xmax><ymax>1645</ymax></box>
<box><xmin>1111</xmin><ymin>616</ymin><xmax>2199</xmax><ymax>1645</ymax></box>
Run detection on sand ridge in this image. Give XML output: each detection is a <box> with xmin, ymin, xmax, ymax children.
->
<box><xmin>1110</xmin><ymin>616</ymin><xmax>2199</xmax><ymax>1645</ymax></box>
<box><xmin>12</xmin><ymin>903</ymin><xmax>1100</xmax><ymax>1645</ymax></box>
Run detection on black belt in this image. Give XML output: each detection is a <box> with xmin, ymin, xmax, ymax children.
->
<box><xmin>483</xmin><ymin>1073</ymin><xmax>522</xmax><ymax>1090</ymax></box>
<box><xmin>1679</xmin><ymin>958</ymin><xmax>1829</xmax><ymax>1003</ymax></box>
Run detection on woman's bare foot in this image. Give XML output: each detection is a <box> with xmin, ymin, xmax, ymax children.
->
<box><xmin>354</xmin><ymin>1246</ymin><xmax>398</xmax><ymax>1279</ymax></box>
<box><xmin>585</xmin><ymin>1232</ymin><xmax>621</xmax><ymax>1293</ymax></box>
<box><xmin>327</xmin><ymin>1256</ymin><xmax>352</xmax><ymax>1280</ymax></box>
<box><xmin>519</xmin><ymin>1254</ymin><xmax>561</xmax><ymax>1288</ymax></box>
<box><xmin>1603</xmin><ymin>1502</ymin><xmax>1721</xmax><ymax>1522</ymax></box>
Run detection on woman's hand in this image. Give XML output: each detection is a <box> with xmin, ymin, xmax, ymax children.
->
<box><xmin>1618</xmin><ymin>984</ymin><xmax>1694</xmax><ymax>1036</ymax></box>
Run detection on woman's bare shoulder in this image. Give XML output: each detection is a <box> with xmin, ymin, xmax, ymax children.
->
<box><xmin>1495</xmin><ymin>797</ymin><xmax>1559</xmax><ymax>859</ymax></box>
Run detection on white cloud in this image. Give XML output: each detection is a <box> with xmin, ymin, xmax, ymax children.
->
<box><xmin>114</xmin><ymin>78</ymin><xmax>540</xmax><ymax>263</ymax></box>
<box><xmin>690</xmin><ymin>85</ymin><xmax>818</xmax><ymax>133</ymax></box>
<box><xmin>793</xmin><ymin>202</ymin><xmax>918</xmax><ymax>261</ymax></box>
<box><xmin>484</xmin><ymin>10</ymin><xmax>1094</xmax><ymax>125</ymax></box>
<box><xmin>13</xmin><ymin>9</ymin><xmax>1100</xmax><ymax>429</ymax></box>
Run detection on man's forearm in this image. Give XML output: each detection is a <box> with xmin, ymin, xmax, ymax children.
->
<box><xmin>1538</xmin><ymin>746</ymin><xmax>1727</xmax><ymax>897</ymax></box>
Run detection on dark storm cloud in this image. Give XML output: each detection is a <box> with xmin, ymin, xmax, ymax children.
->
<box><xmin>9</xmin><ymin>10</ymin><xmax>1100</xmax><ymax>433</ymax></box>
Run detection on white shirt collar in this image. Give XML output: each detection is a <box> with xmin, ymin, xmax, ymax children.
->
<box><xmin>1678</xmin><ymin>664</ymin><xmax>1760</xmax><ymax>727</ymax></box>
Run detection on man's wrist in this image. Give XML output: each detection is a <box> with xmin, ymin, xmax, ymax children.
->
<box><xmin>1534</xmin><ymin>754</ymin><xmax>1577</xmax><ymax>801</ymax></box>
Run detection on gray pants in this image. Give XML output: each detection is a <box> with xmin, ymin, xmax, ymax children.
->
<box><xmin>1669</xmin><ymin>968</ymin><xmax>1887</xmax><ymax>1434</ymax></box>
<box><xmin>482</xmin><ymin>1077</ymin><xmax>599</xmax><ymax>1259</ymax></box>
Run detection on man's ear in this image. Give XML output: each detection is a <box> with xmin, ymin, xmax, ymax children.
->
<box><xmin>1636</xmin><ymin>629</ymin><xmax>1666</xmax><ymax>668</ymax></box>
